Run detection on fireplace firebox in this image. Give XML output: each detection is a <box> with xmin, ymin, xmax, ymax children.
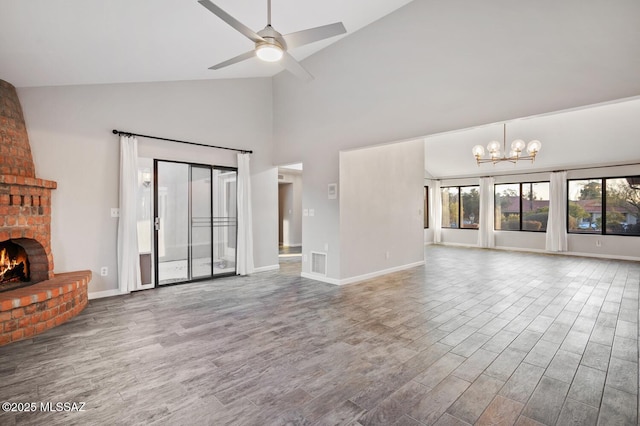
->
<box><xmin>0</xmin><ymin>240</ymin><xmax>30</xmax><ymax>290</ymax></box>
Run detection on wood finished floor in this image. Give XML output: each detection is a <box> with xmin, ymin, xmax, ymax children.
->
<box><xmin>1</xmin><ymin>246</ymin><xmax>639</xmax><ymax>425</ymax></box>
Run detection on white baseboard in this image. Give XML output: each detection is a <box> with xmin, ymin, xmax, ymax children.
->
<box><xmin>338</xmin><ymin>261</ymin><xmax>425</xmax><ymax>285</ymax></box>
<box><xmin>436</xmin><ymin>242</ymin><xmax>478</xmax><ymax>248</ymax></box>
<box><xmin>253</xmin><ymin>264</ymin><xmax>280</xmax><ymax>273</ymax></box>
<box><xmin>557</xmin><ymin>251</ymin><xmax>640</xmax><ymax>262</ymax></box>
<box><xmin>493</xmin><ymin>245</ymin><xmax>547</xmax><ymax>254</ymax></box>
<box><xmin>88</xmin><ymin>289</ymin><xmax>124</xmax><ymax>300</ymax></box>
<box><xmin>300</xmin><ymin>272</ymin><xmax>341</xmax><ymax>285</ymax></box>
<box><xmin>281</xmin><ymin>243</ymin><xmax>302</xmax><ymax>247</ymax></box>
<box><xmin>302</xmin><ymin>260</ymin><xmax>426</xmax><ymax>286</ymax></box>
<box><xmin>437</xmin><ymin>242</ymin><xmax>640</xmax><ymax>262</ymax></box>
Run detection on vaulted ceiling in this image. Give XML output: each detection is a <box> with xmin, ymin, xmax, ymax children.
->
<box><xmin>2</xmin><ymin>1</ymin><xmax>640</xmax><ymax>179</ymax></box>
<box><xmin>0</xmin><ymin>0</ymin><xmax>413</xmax><ymax>87</ymax></box>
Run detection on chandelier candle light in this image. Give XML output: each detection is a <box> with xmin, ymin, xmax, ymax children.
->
<box><xmin>472</xmin><ymin>124</ymin><xmax>541</xmax><ymax>165</ymax></box>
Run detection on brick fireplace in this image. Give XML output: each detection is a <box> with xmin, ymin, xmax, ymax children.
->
<box><xmin>0</xmin><ymin>79</ymin><xmax>91</xmax><ymax>345</ymax></box>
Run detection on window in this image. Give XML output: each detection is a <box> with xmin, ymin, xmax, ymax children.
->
<box><xmin>441</xmin><ymin>187</ymin><xmax>459</xmax><ymax>228</ymax></box>
<box><xmin>461</xmin><ymin>187</ymin><xmax>480</xmax><ymax>228</ymax></box>
<box><xmin>569</xmin><ymin>176</ymin><xmax>640</xmax><ymax>236</ymax></box>
<box><xmin>424</xmin><ymin>186</ymin><xmax>429</xmax><ymax>229</ymax></box>
<box><xmin>441</xmin><ymin>186</ymin><xmax>479</xmax><ymax>229</ymax></box>
<box><xmin>495</xmin><ymin>182</ymin><xmax>550</xmax><ymax>232</ymax></box>
<box><xmin>495</xmin><ymin>183</ymin><xmax>520</xmax><ymax>230</ymax></box>
<box><xmin>568</xmin><ymin>179</ymin><xmax>601</xmax><ymax>233</ymax></box>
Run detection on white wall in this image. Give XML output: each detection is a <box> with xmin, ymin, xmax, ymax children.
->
<box><xmin>340</xmin><ymin>140</ymin><xmax>424</xmax><ymax>280</ymax></box>
<box><xmin>299</xmin><ymin>150</ymin><xmax>341</xmax><ymax>279</ymax></box>
<box><xmin>18</xmin><ymin>78</ymin><xmax>277</xmax><ymax>294</ymax></box>
<box><xmin>274</xmin><ymin>0</ymin><xmax>640</xmax><ymax>162</ymax></box>
<box><xmin>272</xmin><ymin>0</ymin><xmax>640</xmax><ymax>280</ymax></box>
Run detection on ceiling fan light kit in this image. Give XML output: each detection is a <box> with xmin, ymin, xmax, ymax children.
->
<box><xmin>256</xmin><ymin>43</ymin><xmax>283</xmax><ymax>62</ymax></box>
<box><xmin>198</xmin><ymin>0</ymin><xmax>346</xmax><ymax>81</ymax></box>
<box><xmin>472</xmin><ymin>123</ymin><xmax>541</xmax><ymax>165</ymax></box>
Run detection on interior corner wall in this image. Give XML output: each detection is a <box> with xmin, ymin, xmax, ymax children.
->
<box><xmin>301</xmin><ymin>150</ymin><xmax>341</xmax><ymax>280</ymax></box>
<box><xmin>272</xmin><ymin>0</ymin><xmax>640</xmax><ymax>281</ymax></box>
<box><xmin>17</xmin><ymin>78</ymin><xmax>277</xmax><ymax>294</ymax></box>
<box><xmin>340</xmin><ymin>140</ymin><xmax>425</xmax><ymax>280</ymax></box>
<box><xmin>273</xmin><ymin>0</ymin><xmax>640</xmax><ymax>163</ymax></box>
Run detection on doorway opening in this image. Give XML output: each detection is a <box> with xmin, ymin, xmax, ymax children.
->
<box><xmin>278</xmin><ymin>163</ymin><xmax>303</xmax><ymax>275</ymax></box>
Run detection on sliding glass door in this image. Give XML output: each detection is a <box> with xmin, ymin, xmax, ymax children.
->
<box><xmin>212</xmin><ymin>169</ymin><xmax>237</xmax><ymax>275</ymax></box>
<box><xmin>154</xmin><ymin>160</ymin><xmax>237</xmax><ymax>286</ymax></box>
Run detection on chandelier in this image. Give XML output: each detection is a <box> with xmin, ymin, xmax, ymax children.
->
<box><xmin>472</xmin><ymin>124</ymin><xmax>541</xmax><ymax>165</ymax></box>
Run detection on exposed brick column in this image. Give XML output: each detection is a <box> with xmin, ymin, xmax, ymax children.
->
<box><xmin>0</xmin><ymin>79</ymin><xmax>36</xmax><ymax>177</ymax></box>
<box><xmin>1</xmin><ymin>79</ymin><xmax>57</xmax><ymax>281</ymax></box>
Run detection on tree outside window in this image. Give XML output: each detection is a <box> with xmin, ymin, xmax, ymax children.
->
<box><xmin>461</xmin><ymin>187</ymin><xmax>479</xmax><ymax>229</ymax></box>
<box><xmin>569</xmin><ymin>179</ymin><xmax>602</xmax><ymax>233</ymax></box>
<box><xmin>441</xmin><ymin>187</ymin><xmax>459</xmax><ymax>228</ymax></box>
<box><xmin>441</xmin><ymin>186</ymin><xmax>479</xmax><ymax>229</ymax></box>
<box><xmin>495</xmin><ymin>182</ymin><xmax>549</xmax><ymax>232</ymax></box>
<box><xmin>568</xmin><ymin>176</ymin><xmax>640</xmax><ymax>235</ymax></box>
<box><xmin>522</xmin><ymin>182</ymin><xmax>549</xmax><ymax>231</ymax></box>
<box><xmin>495</xmin><ymin>183</ymin><xmax>520</xmax><ymax>230</ymax></box>
<box><xmin>605</xmin><ymin>178</ymin><xmax>640</xmax><ymax>235</ymax></box>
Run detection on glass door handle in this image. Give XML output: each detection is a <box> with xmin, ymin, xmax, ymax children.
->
<box><xmin>154</xmin><ymin>217</ymin><xmax>160</xmax><ymax>231</ymax></box>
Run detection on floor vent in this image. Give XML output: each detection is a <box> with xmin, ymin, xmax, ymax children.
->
<box><xmin>311</xmin><ymin>252</ymin><xmax>327</xmax><ymax>276</ymax></box>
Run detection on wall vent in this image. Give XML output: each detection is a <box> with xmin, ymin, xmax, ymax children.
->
<box><xmin>310</xmin><ymin>252</ymin><xmax>327</xmax><ymax>276</ymax></box>
<box><xmin>278</xmin><ymin>174</ymin><xmax>284</xmax><ymax>180</ymax></box>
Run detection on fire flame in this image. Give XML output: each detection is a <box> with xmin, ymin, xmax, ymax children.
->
<box><xmin>0</xmin><ymin>248</ymin><xmax>27</xmax><ymax>282</ymax></box>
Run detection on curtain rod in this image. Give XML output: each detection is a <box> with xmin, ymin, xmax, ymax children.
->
<box><xmin>434</xmin><ymin>161</ymin><xmax>640</xmax><ymax>181</ymax></box>
<box><xmin>112</xmin><ymin>129</ymin><xmax>253</xmax><ymax>154</ymax></box>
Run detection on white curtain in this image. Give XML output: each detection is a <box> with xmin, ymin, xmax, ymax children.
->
<box><xmin>117</xmin><ymin>135</ymin><xmax>141</xmax><ymax>293</ymax></box>
<box><xmin>546</xmin><ymin>171</ymin><xmax>568</xmax><ymax>252</ymax></box>
<box><xmin>477</xmin><ymin>177</ymin><xmax>495</xmax><ymax>248</ymax></box>
<box><xmin>236</xmin><ymin>153</ymin><xmax>255</xmax><ymax>275</ymax></box>
<box><xmin>433</xmin><ymin>181</ymin><xmax>442</xmax><ymax>243</ymax></box>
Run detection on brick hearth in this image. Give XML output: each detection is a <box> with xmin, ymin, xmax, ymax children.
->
<box><xmin>1</xmin><ymin>79</ymin><xmax>91</xmax><ymax>345</ymax></box>
<box><xmin>0</xmin><ymin>271</ymin><xmax>91</xmax><ymax>345</ymax></box>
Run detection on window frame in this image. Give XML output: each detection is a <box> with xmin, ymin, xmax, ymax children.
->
<box><xmin>424</xmin><ymin>186</ymin><xmax>429</xmax><ymax>229</ymax></box>
<box><xmin>567</xmin><ymin>175</ymin><xmax>640</xmax><ymax>237</ymax></box>
<box><xmin>494</xmin><ymin>181</ymin><xmax>550</xmax><ymax>233</ymax></box>
<box><xmin>441</xmin><ymin>185</ymin><xmax>479</xmax><ymax>229</ymax></box>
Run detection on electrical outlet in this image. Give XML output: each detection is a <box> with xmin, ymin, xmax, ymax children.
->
<box><xmin>111</xmin><ymin>208</ymin><xmax>120</xmax><ymax>218</ymax></box>
<box><xmin>303</xmin><ymin>254</ymin><xmax>308</xmax><ymax>262</ymax></box>
<box><xmin>309</xmin><ymin>209</ymin><xmax>315</xmax><ymax>217</ymax></box>
<box><xmin>596</xmin><ymin>240</ymin><xmax>602</xmax><ymax>247</ymax></box>
<box><xmin>324</xmin><ymin>243</ymin><xmax>329</xmax><ymax>251</ymax></box>
<box><xmin>385</xmin><ymin>251</ymin><xmax>390</xmax><ymax>260</ymax></box>
<box><xmin>100</xmin><ymin>267</ymin><xmax>108</xmax><ymax>276</ymax></box>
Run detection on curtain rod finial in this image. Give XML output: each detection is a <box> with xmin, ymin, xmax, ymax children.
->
<box><xmin>112</xmin><ymin>129</ymin><xmax>118</xmax><ymax>134</ymax></box>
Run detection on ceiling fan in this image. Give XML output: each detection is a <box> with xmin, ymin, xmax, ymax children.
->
<box><xmin>198</xmin><ymin>0</ymin><xmax>346</xmax><ymax>81</ymax></box>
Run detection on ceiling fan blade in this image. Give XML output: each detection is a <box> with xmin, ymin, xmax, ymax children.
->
<box><xmin>209</xmin><ymin>50</ymin><xmax>256</xmax><ymax>70</ymax></box>
<box><xmin>283</xmin><ymin>22</ymin><xmax>346</xmax><ymax>49</ymax></box>
<box><xmin>280</xmin><ymin>52</ymin><xmax>314</xmax><ymax>82</ymax></box>
<box><xmin>198</xmin><ymin>0</ymin><xmax>264</xmax><ymax>43</ymax></box>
